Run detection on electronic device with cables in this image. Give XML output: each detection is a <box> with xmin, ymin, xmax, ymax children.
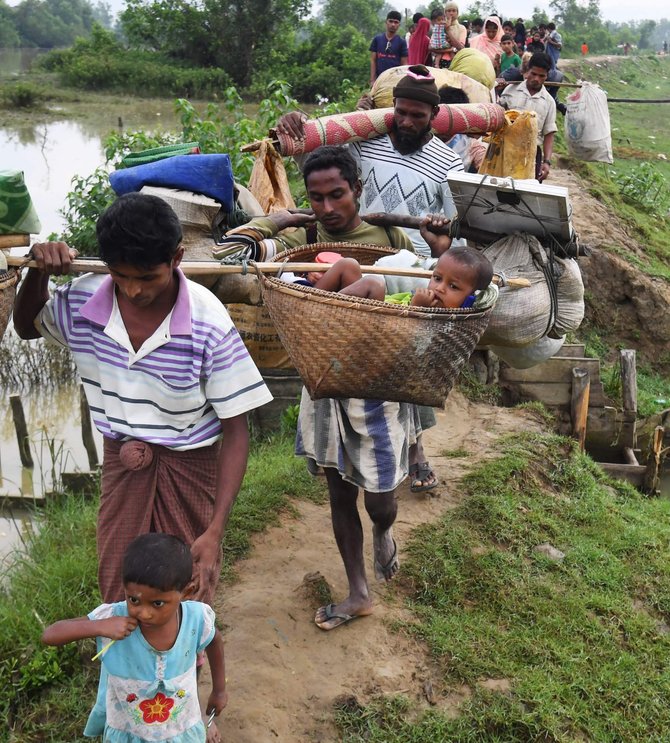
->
<box><xmin>446</xmin><ymin>173</ymin><xmax>578</xmax><ymax>253</ymax></box>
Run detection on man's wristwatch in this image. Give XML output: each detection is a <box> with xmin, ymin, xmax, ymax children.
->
<box><xmin>543</xmin><ymin>159</ymin><xmax>552</xmax><ymax>165</ymax></box>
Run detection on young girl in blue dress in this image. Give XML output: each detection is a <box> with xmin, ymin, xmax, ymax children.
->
<box><xmin>42</xmin><ymin>533</ymin><xmax>227</xmax><ymax>742</ymax></box>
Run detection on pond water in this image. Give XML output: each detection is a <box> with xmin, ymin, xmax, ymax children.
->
<box><xmin>0</xmin><ymin>376</ymin><xmax>103</xmax><ymax>562</ymax></box>
<box><xmin>1</xmin><ymin>111</ymin><xmax>181</xmax><ymax>240</ymax></box>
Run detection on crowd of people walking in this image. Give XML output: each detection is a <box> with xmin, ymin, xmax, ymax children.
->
<box><xmin>376</xmin><ymin>5</ymin><xmax>564</xmax><ymax>78</ymax></box>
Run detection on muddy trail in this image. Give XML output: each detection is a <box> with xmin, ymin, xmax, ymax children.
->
<box><xmin>197</xmin><ymin>394</ymin><xmax>544</xmax><ymax>741</ymax></box>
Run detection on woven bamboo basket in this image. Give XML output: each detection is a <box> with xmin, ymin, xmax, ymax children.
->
<box><xmin>0</xmin><ymin>268</ymin><xmax>19</xmax><ymax>342</ymax></box>
<box><xmin>261</xmin><ymin>243</ymin><xmax>493</xmax><ymax>407</ymax></box>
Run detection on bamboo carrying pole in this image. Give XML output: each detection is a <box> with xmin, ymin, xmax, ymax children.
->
<box><xmin>6</xmin><ymin>256</ymin><xmax>531</xmax><ymax>288</ymax></box>
<box><xmin>0</xmin><ymin>234</ymin><xmax>30</xmax><ymax>249</ymax></box>
<box><xmin>500</xmin><ymin>80</ymin><xmax>670</xmax><ymax>102</ymax></box>
<box><xmin>570</xmin><ymin>367</ymin><xmax>590</xmax><ymax>452</ymax></box>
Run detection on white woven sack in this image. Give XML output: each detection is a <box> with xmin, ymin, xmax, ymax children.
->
<box><xmin>488</xmin><ymin>335</ymin><xmax>566</xmax><ymax>369</ymax></box>
<box><xmin>479</xmin><ymin>233</ymin><xmax>551</xmax><ymax>347</ymax></box>
<box><xmin>552</xmin><ymin>255</ymin><xmax>584</xmax><ymax>337</ymax></box>
<box><xmin>565</xmin><ymin>82</ymin><xmax>613</xmax><ymax>164</ymax></box>
<box><xmin>479</xmin><ymin>233</ymin><xmax>584</xmax><ymax>348</ymax></box>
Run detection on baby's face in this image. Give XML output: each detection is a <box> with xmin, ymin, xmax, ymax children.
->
<box><xmin>428</xmin><ymin>254</ymin><xmax>477</xmax><ymax>308</ymax></box>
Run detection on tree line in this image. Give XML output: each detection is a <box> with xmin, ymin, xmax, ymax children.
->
<box><xmin>1</xmin><ymin>0</ymin><xmax>667</xmax><ymax>102</ymax></box>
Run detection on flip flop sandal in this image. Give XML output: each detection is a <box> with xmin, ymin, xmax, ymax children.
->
<box><xmin>314</xmin><ymin>603</ymin><xmax>360</xmax><ymax>631</ymax></box>
<box><xmin>409</xmin><ymin>462</ymin><xmax>438</xmax><ymax>493</ymax></box>
<box><xmin>374</xmin><ymin>538</ymin><xmax>399</xmax><ymax>581</ymax></box>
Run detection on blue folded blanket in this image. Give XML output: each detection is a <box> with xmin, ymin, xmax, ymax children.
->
<box><xmin>109</xmin><ymin>154</ymin><xmax>234</xmax><ymax>211</ymax></box>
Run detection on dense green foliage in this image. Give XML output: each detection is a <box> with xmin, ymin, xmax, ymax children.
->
<box><xmin>7</xmin><ymin>0</ymin><xmax>667</xmax><ymax>101</ymax></box>
<box><xmin>2</xmin><ymin>435</ymin><xmax>324</xmax><ymax>740</ymax></box>
<box><xmin>0</xmin><ymin>0</ymin><xmax>108</xmax><ymax>48</ymax></box>
<box><xmin>336</xmin><ymin>433</ymin><xmax>670</xmax><ymax>742</ymax></box>
<box><xmin>36</xmin><ymin>24</ymin><xmax>232</xmax><ymax>98</ymax></box>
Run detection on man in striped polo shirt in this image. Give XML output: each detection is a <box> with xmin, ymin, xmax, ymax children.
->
<box><xmin>14</xmin><ymin>193</ymin><xmax>273</xmax><ymax>604</ymax></box>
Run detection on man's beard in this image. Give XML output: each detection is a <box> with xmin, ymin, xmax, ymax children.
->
<box><xmin>391</xmin><ymin>120</ymin><xmax>432</xmax><ymax>155</ymax></box>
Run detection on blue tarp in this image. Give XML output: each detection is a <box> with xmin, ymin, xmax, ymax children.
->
<box><xmin>109</xmin><ymin>154</ymin><xmax>234</xmax><ymax>211</ymax></box>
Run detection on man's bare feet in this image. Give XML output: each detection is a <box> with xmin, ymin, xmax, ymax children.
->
<box><xmin>372</xmin><ymin>525</ymin><xmax>399</xmax><ymax>581</ymax></box>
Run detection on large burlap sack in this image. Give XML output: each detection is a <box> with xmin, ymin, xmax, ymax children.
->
<box><xmin>564</xmin><ymin>82</ymin><xmax>613</xmax><ymax>164</ymax></box>
<box><xmin>478</xmin><ymin>110</ymin><xmax>538</xmax><ymax>180</ymax></box>
<box><xmin>370</xmin><ymin>64</ymin><xmax>492</xmax><ymax>107</ymax></box>
<box><xmin>479</xmin><ymin>233</ymin><xmax>584</xmax><ymax>348</ymax></box>
<box><xmin>448</xmin><ymin>48</ymin><xmax>496</xmax><ymax>90</ymax></box>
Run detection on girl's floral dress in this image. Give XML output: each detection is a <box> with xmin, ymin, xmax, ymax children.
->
<box><xmin>84</xmin><ymin>600</ymin><xmax>215</xmax><ymax>742</ymax></box>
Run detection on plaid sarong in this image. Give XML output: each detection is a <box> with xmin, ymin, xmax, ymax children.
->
<box><xmin>98</xmin><ymin>438</ymin><xmax>221</xmax><ymax>603</ymax></box>
<box><xmin>295</xmin><ymin>388</ymin><xmax>421</xmax><ymax>493</ymax></box>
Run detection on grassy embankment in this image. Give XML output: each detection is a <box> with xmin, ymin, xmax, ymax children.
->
<box><xmin>336</xmin><ymin>432</ymin><xmax>670</xmax><ymax>742</ymax></box>
<box><xmin>556</xmin><ymin>55</ymin><xmax>670</xmax><ymax>415</ymax></box>
<box><xmin>1</xmin><ymin>434</ymin><xmax>324</xmax><ymax>742</ymax></box>
<box><xmin>558</xmin><ymin>54</ymin><xmax>670</xmax><ymax>280</ymax></box>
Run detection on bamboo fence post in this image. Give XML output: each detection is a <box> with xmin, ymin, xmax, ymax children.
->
<box><xmin>570</xmin><ymin>367</ymin><xmax>590</xmax><ymax>451</ymax></box>
<box><xmin>80</xmin><ymin>385</ymin><xmax>99</xmax><ymax>470</ymax></box>
<box><xmin>620</xmin><ymin>349</ymin><xmax>637</xmax><ymax>414</ymax></box>
<box><xmin>642</xmin><ymin>425</ymin><xmax>665</xmax><ymax>495</ymax></box>
<box><xmin>10</xmin><ymin>394</ymin><xmax>34</xmax><ymax>468</ymax></box>
<box><xmin>619</xmin><ymin>349</ymin><xmax>637</xmax><ymax>451</ymax></box>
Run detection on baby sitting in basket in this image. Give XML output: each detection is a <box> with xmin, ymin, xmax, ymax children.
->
<box><xmin>300</xmin><ymin>246</ymin><xmax>494</xmax><ymax>310</ymax></box>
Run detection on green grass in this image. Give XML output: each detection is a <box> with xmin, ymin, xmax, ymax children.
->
<box><xmin>1</xmin><ymin>433</ymin><xmax>324</xmax><ymax>742</ymax></box>
<box><xmin>335</xmin><ymin>431</ymin><xmax>670</xmax><ymax>742</ymax></box>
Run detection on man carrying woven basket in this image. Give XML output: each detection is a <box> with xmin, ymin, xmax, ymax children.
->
<box><xmin>276</xmin><ymin>65</ymin><xmax>465</xmax><ymax>496</ymax></box>
<box><xmin>224</xmin><ymin>145</ymin><xmax>455</xmax><ymax>630</ymax></box>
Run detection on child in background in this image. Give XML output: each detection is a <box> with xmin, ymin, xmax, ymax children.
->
<box><xmin>429</xmin><ymin>8</ymin><xmax>449</xmax><ymax>68</ymax></box>
<box><xmin>581</xmin><ymin>40</ymin><xmax>589</xmax><ymax>56</ymax></box>
<box><xmin>308</xmin><ymin>247</ymin><xmax>494</xmax><ymax>309</ymax></box>
<box><xmin>500</xmin><ymin>33</ymin><xmax>522</xmax><ymax>72</ymax></box>
<box><xmin>42</xmin><ymin>533</ymin><xmax>227</xmax><ymax>743</ymax></box>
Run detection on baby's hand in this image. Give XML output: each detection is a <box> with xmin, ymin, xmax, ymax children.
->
<box><xmin>97</xmin><ymin>616</ymin><xmax>138</xmax><ymax>640</ymax></box>
<box><xmin>306</xmin><ymin>271</ymin><xmax>322</xmax><ymax>285</ymax></box>
<box><xmin>411</xmin><ymin>288</ymin><xmax>438</xmax><ymax>307</ymax></box>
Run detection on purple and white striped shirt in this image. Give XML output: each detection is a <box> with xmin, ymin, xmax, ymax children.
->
<box><xmin>36</xmin><ymin>270</ymin><xmax>272</xmax><ymax>450</ymax></box>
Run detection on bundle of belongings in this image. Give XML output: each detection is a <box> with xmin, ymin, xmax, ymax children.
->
<box><xmin>108</xmin><ymin>148</ymin><xmax>261</xmax><ymax>258</ymax></box>
<box><xmin>478</xmin><ymin>232</ymin><xmax>584</xmax><ymax>368</ymax></box>
<box><xmin>0</xmin><ymin>169</ymin><xmax>42</xmax><ymax>235</ymax></box>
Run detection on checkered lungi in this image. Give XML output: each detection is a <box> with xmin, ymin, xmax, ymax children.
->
<box><xmin>98</xmin><ymin>438</ymin><xmax>221</xmax><ymax>603</ymax></box>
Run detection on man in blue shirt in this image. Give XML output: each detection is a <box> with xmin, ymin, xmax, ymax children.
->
<box><xmin>370</xmin><ymin>10</ymin><xmax>408</xmax><ymax>85</ymax></box>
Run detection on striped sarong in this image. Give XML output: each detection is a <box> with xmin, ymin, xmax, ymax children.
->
<box><xmin>98</xmin><ymin>438</ymin><xmax>221</xmax><ymax>603</ymax></box>
<box><xmin>273</xmin><ymin>103</ymin><xmax>506</xmax><ymax>156</ymax></box>
<box><xmin>295</xmin><ymin>388</ymin><xmax>421</xmax><ymax>493</ymax></box>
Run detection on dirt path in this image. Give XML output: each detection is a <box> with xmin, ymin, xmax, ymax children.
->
<box><xmin>199</xmin><ymin>393</ymin><xmax>544</xmax><ymax>741</ymax></box>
